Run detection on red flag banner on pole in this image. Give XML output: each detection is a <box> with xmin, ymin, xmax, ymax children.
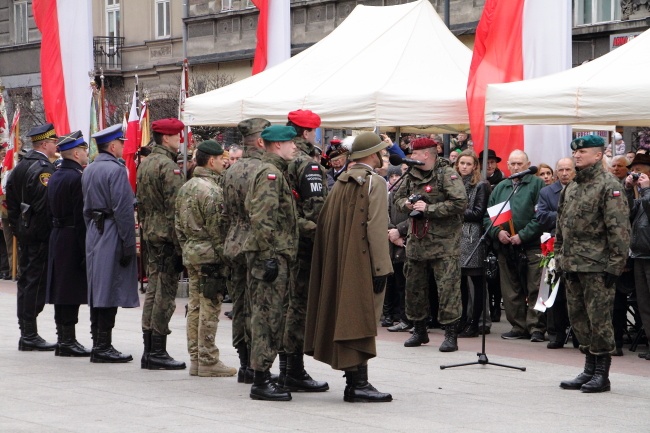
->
<box><xmin>124</xmin><ymin>90</ymin><xmax>139</xmax><ymax>192</ymax></box>
<box><xmin>251</xmin><ymin>0</ymin><xmax>291</xmax><ymax>74</ymax></box>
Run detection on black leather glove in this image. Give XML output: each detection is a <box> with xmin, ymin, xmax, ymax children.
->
<box><xmin>372</xmin><ymin>276</ymin><xmax>387</xmax><ymax>294</ymax></box>
<box><xmin>604</xmin><ymin>272</ymin><xmax>617</xmax><ymax>288</ymax></box>
<box><xmin>173</xmin><ymin>254</ymin><xmax>184</xmax><ymax>273</ymax></box>
<box><xmin>119</xmin><ymin>254</ymin><xmax>134</xmax><ymax>268</ymax></box>
<box><xmin>262</xmin><ymin>259</ymin><xmax>279</xmax><ymax>282</ymax></box>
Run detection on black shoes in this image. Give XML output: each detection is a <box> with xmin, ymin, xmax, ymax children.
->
<box><xmin>560</xmin><ymin>353</ymin><xmax>596</xmax><ymax>390</ymax></box>
<box><xmin>250</xmin><ymin>370</ymin><xmax>292</xmax><ymax>401</ymax></box>
<box><xmin>147</xmin><ymin>334</ymin><xmax>186</xmax><ymax>370</ymax></box>
<box><xmin>55</xmin><ymin>325</ymin><xmax>91</xmax><ymax>357</ymax></box>
<box><xmin>580</xmin><ymin>355</ymin><xmax>611</xmax><ymax>393</ymax></box>
<box><xmin>91</xmin><ymin>330</ymin><xmax>133</xmax><ymax>363</ymax></box>
<box><xmin>458</xmin><ymin>320</ymin><xmax>479</xmax><ymax>338</ymax></box>
<box><xmin>19</xmin><ymin>320</ymin><xmax>56</xmax><ymax>351</ymax></box>
<box><xmin>344</xmin><ymin>365</ymin><xmax>392</xmax><ymax>403</ymax></box>
<box><xmin>283</xmin><ymin>353</ymin><xmax>329</xmax><ymax>392</ymax></box>
<box><xmin>387</xmin><ymin>321</ymin><xmax>412</xmax><ymax>332</ymax></box>
<box><xmin>501</xmin><ymin>330</ymin><xmax>529</xmax><ymax>340</ymax></box>
<box><xmin>404</xmin><ymin>320</ymin><xmax>429</xmax><ymax>347</ymax></box>
<box><xmin>530</xmin><ymin>331</ymin><xmax>545</xmax><ymax>342</ymax></box>
<box><xmin>439</xmin><ymin>322</ymin><xmax>459</xmax><ymax>352</ymax></box>
<box><xmin>547</xmin><ymin>340</ymin><xmax>565</xmax><ymax>349</ymax></box>
<box><xmin>236</xmin><ymin>343</ymin><xmax>254</xmax><ymax>384</ymax></box>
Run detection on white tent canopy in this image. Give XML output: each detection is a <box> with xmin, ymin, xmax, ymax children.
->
<box><xmin>183</xmin><ymin>0</ymin><xmax>471</xmax><ymax>133</ymax></box>
<box><xmin>485</xmin><ymin>28</ymin><xmax>650</xmax><ymax>127</ymax></box>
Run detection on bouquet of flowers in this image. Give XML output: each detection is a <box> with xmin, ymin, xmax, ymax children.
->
<box><xmin>534</xmin><ymin>233</ymin><xmax>558</xmax><ymax>312</ymax></box>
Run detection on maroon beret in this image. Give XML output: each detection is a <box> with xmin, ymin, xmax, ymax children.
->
<box><xmin>152</xmin><ymin>118</ymin><xmax>185</xmax><ymax>135</ymax></box>
<box><xmin>288</xmin><ymin>109</ymin><xmax>321</xmax><ymax>129</ymax></box>
<box><xmin>411</xmin><ymin>137</ymin><xmax>438</xmax><ymax>150</ymax></box>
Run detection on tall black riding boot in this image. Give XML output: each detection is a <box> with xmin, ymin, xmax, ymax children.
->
<box><xmin>343</xmin><ymin>365</ymin><xmax>392</xmax><ymax>403</ymax></box>
<box><xmin>236</xmin><ymin>343</ymin><xmax>254</xmax><ymax>384</ymax></box>
<box><xmin>141</xmin><ymin>331</ymin><xmax>151</xmax><ymax>369</ymax></box>
<box><xmin>403</xmin><ymin>320</ymin><xmax>429</xmax><ymax>347</ymax></box>
<box><xmin>55</xmin><ymin>325</ymin><xmax>91</xmax><ymax>357</ymax></box>
<box><xmin>19</xmin><ymin>320</ymin><xmax>56</xmax><ymax>351</ymax></box>
<box><xmin>250</xmin><ymin>370</ymin><xmax>292</xmax><ymax>401</ymax></box>
<box><xmin>580</xmin><ymin>355</ymin><xmax>612</xmax><ymax>393</ymax></box>
<box><xmin>147</xmin><ymin>333</ymin><xmax>186</xmax><ymax>370</ymax></box>
<box><xmin>91</xmin><ymin>330</ymin><xmax>133</xmax><ymax>363</ymax></box>
<box><xmin>560</xmin><ymin>352</ymin><xmax>596</xmax><ymax>389</ymax></box>
<box><xmin>439</xmin><ymin>321</ymin><xmax>459</xmax><ymax>352</ymax></box>
<box><xmin>284</xmin><ymin>353</ymin><xmax>329</xmax><ymax>392</ymax></box>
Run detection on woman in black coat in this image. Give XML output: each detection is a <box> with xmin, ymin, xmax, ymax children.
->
<box><xmin>455</xmin><ymin>150</ymin><xmax>490</xmax><ymax>337</ymax></box>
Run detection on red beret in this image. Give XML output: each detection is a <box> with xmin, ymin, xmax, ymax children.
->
<box><xmin>288</xmin><ymin>109</ymin><xmax>321</xmax><ymax>129</ymax></box>
<box><xmin>411</xmin><ymin>137</ymin><xmax>438</xmax><ymax>150</ymax></box>
<box><xmin>152</xmin><ymin>118</ymin><xmax>185</xmax><ymax>135</ymax></box>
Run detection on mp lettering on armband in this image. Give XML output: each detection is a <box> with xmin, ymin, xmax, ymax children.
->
<box><xmin>299</xmin><ymin>163</ymin><xmax>324</xmax><ymax>199</ymax></box>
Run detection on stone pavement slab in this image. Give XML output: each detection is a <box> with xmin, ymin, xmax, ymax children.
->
<box><xmin>0</xmin><ymin>282</ymin><xmax>649</xmax><ymax>433</ymax></box>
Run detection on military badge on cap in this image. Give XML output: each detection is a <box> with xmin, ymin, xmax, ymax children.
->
<box><xmin>570</xmin><ymin>134</ymin><xmax>605</xmax><ymax>151</ymax></box>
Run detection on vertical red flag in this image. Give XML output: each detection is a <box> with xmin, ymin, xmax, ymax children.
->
<box><xmin>251</xmin><ymin>0</ymin><xmax>291</xmax><ymax>75</ymax></box>
<box><xmin>466</xmin><ymin>0</ymin><xmax>524</xmax><ymax>173</ymax></box>
<box><xmin>124</xmin><ymin>90</ymin><xmax>139</xmax><ymax>192</ymax></box>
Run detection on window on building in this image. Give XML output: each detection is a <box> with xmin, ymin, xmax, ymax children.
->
<box><xmin>106</xmin><ymin>0</ymin><xmax>121</xmax><ymax>38</ymax></box>
<box><xmin>244</xmin><ymin>0</ymin><xmax>255</xmax><ymax>9</ymax></box>
<box><xmin>222</xmin><ymin>0</ymin><xmax>233</xmax><ymax>11</ymax></box>
<box><xmin>575</xmin><ymin>0</ymin><xmax>621</xmax><ymax>25</ymax></box>
<box><xmin>156</xmin><ymin>0</ymin><xmax>171</xmax><ymax>38</ymax></box>
<box><xmin>14</xmin><ymin>1</ymin><xmax>28</xmax><ymax>44</ymax></box>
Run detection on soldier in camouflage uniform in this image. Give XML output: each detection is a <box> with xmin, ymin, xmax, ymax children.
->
<box><xmin>175</xmin><ymin>140</ymin><xmax>237</xmax><ymax>378</ymax></box>
<box><xmin>244</xmin><ymin>125</ymin><xmax>299</xmax><ymax>402</ymax></box>
<box><xmin>282</xmin><ymin>109</ymin><xmax>329</xmax><ymax>392</ymax></box>
<box><xmin>394</xmin><ymin>137</ymin><xmax>467</xmax><ymax>352</ymax></box>
<box><xmin>556</xmin><ymin>135</ymin><xmax>630</xmax><ymax>393</ymax></box>
<box><xmin>222</xmin><ymin>117</ymin><xmax>270</xmax><ymax>383</ymax></box>
<box><xmin>136</xmin><ymin>118</ymin><xmax>186</xmax><ymax>370</ymax></box>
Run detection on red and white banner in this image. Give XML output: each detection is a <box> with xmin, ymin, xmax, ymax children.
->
<box><xmin>124</xmin><ymin>90</ymin><xmax>139</xmax><ymax>192</ymax></box>
<box><xmin>487</xmin><ymin>201</ymin><xmax>512</xmax><ymax>227</ymax></box>
<box><xmin>1</xmin><ymin>108</ymin><xmax>20</xmax><ymax>194</ymax></box>
<box><xmin>467</xmin><ymin>0</ymin><xmax>571</xmax><ymax>173</ymax></box>
<box><xmin>251</xmin><ymin>0</ymin><xmax>291</xmax><ymax>74</ymax></box>
<box><xmin>33</xmin><ymin>0</ymin><xmax>93</xmax><ymax>136</ymax></box>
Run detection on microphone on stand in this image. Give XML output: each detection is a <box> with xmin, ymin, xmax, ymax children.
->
<box><xmin>389</xmin><ymin>154</ymin><xmax>425</xmax><ymax>167</ymax></box>
<box><xmin>507</xmin><ymin>166</ymin><xmax>538</xmax><ymax>180</ymax></box>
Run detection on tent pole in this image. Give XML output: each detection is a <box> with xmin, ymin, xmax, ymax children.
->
<box><xmin>395</xmin><ymin>126</ymin><xmax>400</xmax><ymax>150</ymax></box>
<box><xmin>482</xmin><ymin>125</ymin><xmax>489</xmax><ymax>179</ymax></box>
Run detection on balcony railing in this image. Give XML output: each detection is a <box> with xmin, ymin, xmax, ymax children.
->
<box><xmin>93</xmin><ymin>36</ymin><xmax>125</xmax><ymax>72</ymax></box>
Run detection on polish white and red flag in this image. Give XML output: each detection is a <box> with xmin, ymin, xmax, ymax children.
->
<box><xmin>487</xmin><ymin>201</ymin><xmax>512</xmax><ymax>227</ymax></box>
<box><xmin>251</xmin><ymin>0</ymin><xmax>291</xmax><ymax>74</ymax></box>
<box><xmin>33</xmin><ymin>0</ymin><xmax>93</xmax><ymax>136</ymax></box>
<box><xmin>467</xmin><ymin>0</ymin><xmax>572</xmax><ymax>172</ymax></box>
<box><xmin>124</xmin><ymin>90</ymin><xmax>139</xmax><ymax>192</ymax></box>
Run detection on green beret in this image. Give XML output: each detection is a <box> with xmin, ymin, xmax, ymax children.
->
<box><xmin>197</xmin><ymin>140</ymin><xmax>224</xmax><ymax>156</ymax></box>
<box><xmin>349</xmin><ymin>132</ymin><xmax>389</xmax><ymax>160</ymax></box>
<box><xmin>238</xmin><ymin>118</ymin><xmax>271</xmax><ymax>137</ymax></box>
<box><xmin>261</xmin><ymin>125</ymin><xmax>296</xmax><ymax>142</ymax></box>
<box><xmin>571</xmin><ymin>134</ymin><xmax>605</xmax><ymax>151</ymax></box>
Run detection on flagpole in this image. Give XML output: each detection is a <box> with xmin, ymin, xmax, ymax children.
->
<box><xmin>100</xmin><ymin>68</ymin><xmax>106</xmax><ymax>130</ymax></box>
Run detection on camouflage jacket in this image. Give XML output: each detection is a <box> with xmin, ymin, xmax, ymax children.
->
<box><xmin>394</xmin><ymin>158</ymin><xmax>467</xmax><ymax>260</ymax></box>
<box><xmin>136</xmin><ymin>144</ymin><xmax>185</xmax><ymax>249</ymax></box>
<box><xmin>243</xmin><ymin>152</ymin><xmax>298</xmax><ymax>261</ymax></box>
<box><xmin>556</xmin><ymin>162</ymin><xmax>630</xmax><ymax>275</ymax></box>
<box><xmin>222</xmin><ymin>146</ymin><xmax>264</xmax><ymax>264</ymax></box>
<box><xmin>174</xmin><ymin>166</ymin><xmax>226</xmax><ymax>269</ymax></box>
<box><xmin>285</xmin><ymin>137</ymin><xmax>327</xmax><ymax>242</ymax></box>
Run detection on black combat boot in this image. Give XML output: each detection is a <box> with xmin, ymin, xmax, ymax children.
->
<box><xmin>580</xmin><ymin>355</ymin><xmax>611</xmax><ymax>393</ymax></box>
<box><xmin>439</xmin><ymin>321</ymin><xmax>459</xmax><ymax>352</ymax></box>
<box><xmin>403</xmin><ymin>320</ymin><xmax>429</xmax><ymax>347</ymax></box>
<box><xmin>141</xmin><ymin>331</ymin><xmax>151</xmax><ymax>369</ymax></box>
<box><xmin>283</xmin><ymin>353</ymin><xmax>329</xmax><ymax>392</ymax></box>
<box><xmin>458</xmin><ymin>320</ymin><xmax>479</xmax><ymax>338</ymax></box>
<box><xmin>147</xmin><ymin>333</ymin><xmax>186</xmax><ymax>370</ymax></box>
<box><xmin>55</xmin><ymin>325</ymin><xmax>91</xmax><ymax>357</ymax></box>
<box><xmin>560</xmin><ymin>352</ymin><xmax>596</xmax><ymax>389</ymax></box>
<box><xmin>250</xmin><ymin>370</ymin><xmax>292</xmax><ymax>401</ymax></box>
<box><xmin>343</xmin><ymin>365</ymin><xmax>392</xmax><ymax>403</ymax></box>
<box><xmin>91</xmin><ymin>330</ymin><xmax>133</xmax><ymax>363</ymax></box>
<box><xmin>277</xmin><ymin>352</ymin><xmax>288</xmax><ymax>386</ymax></box>
<box><xmin>19</xmin><ymin>320</ymin><xmax>56</xmax><ymax>351</ymax></box>
<box><xmin>236</xmin><ymin>343</ymin><xmax>254</xmax><ymax>384</ymax></box>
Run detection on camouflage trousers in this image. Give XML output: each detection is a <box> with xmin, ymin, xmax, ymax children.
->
<box><xmin>283</xmin><ymin>257</ymin><xmax>310</xmax><ymax>354</ymax></box>
<box><xmin>142</xmin><ymin>241</ymin><xmax>179</xmax><ymax>335</ymax></box>
<box><xmin>228</xmin><ymin>260</ymin><xmax>251</xmax><ymax>348</ymax></box>
<box><xmin>186</xmin><ymin>265</ymin><xmax>223</xmax><ymax>365</ymax></box>
<box><xmin>497</xmin><ymin>247</ymin><xmax>545</xmax><ymax>335</ymax></box>
<box><xmin>247</xmin><ymin>253</ymin><xmax>290</xmax><ymax>371</ymax></box>
<box><xmin>565</xmin><ymin>272</ymin><xmax>615</xmax><ymax>355</ymax></box>
<box><xmin>404</xmin><ymin>256</ymin><xmax>461</xmax><ymax>324</ymax></box>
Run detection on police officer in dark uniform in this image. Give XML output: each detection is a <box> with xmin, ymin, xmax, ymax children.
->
<box><xmin>46</xmin><ymin>131</ymin><xmax>91</xmax><ymax>357</ymax></box>
<box><xmin>6</xmin><ymin>123</ymin><xmax>58</xmax><ymax>351</ymax></box>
